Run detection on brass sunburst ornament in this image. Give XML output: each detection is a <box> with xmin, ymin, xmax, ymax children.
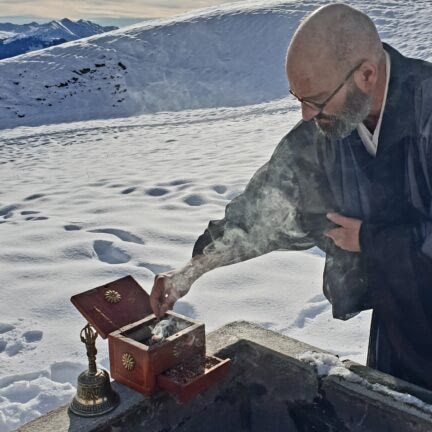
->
<box><xmin>104</xmin><ymin>289</ymin><xmax>122</xmax><ymax>304</ymax></box>
<box><xmin>121</xmin><ymin>353</ymin><xmax>135</xmax><ymax>371</ymax></box>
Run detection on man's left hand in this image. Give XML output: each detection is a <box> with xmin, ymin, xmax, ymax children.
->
<box><xmin>325</xmin><ymin>213</ymin><xmax>362</xmax><ymax>252</ymax></box>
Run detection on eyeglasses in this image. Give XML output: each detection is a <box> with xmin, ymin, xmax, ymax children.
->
<box><xmin>289</xmin><ymin>60</ymin><xmax>364</xmax><ymax>115</ymax></box>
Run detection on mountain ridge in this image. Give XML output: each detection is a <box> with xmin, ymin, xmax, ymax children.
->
<box><xmin>0</xmin><ymin>18</ymin><xmax>117</xmax><ymax>60</ymax></box>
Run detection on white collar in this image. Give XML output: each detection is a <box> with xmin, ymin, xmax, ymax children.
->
<box><xmin>357</xmin><ymin>50</ymin><xmax>391</xmax><ymax>156</ymax></box>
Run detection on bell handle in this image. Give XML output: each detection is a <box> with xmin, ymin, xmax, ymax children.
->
<box><xmin>80</xmin><ymin>323</ymin><xmax>99</xmax><ymax>375</ymax></box>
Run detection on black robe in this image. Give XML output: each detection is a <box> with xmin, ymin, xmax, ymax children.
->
<box><xmin>192</xmin><ymin>44</ymin><xmax>432</xmax><ymax>390</ymax></box>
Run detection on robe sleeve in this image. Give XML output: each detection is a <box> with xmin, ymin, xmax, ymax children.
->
<box><xmin>192</xmin><ymin>122</ymin><xmax>335</xmax><ymax>262</ymax></box>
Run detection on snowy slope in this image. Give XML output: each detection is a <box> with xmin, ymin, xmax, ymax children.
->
<box><xmin>0</xmin><ymin>19</ymin><xmax>117</xmax><ymax>60</ymax></box>
<box><xmin>0</xmin><ymin>0</ymin><xmax>431</xmax><ymax>130</ymax></box>
<box><xmin>0</xmin><ymin>0</ymin><xmax>431</xmax><ymax>430</ymax></box>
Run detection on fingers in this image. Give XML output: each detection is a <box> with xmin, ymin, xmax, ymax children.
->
<box><xmin>149</xmin><ymin>274</ymin><xmax>178</xmax><ymax>319</ymax></box>
<box><xmin>325</xmin><ymin>225</ymin><xmax>361</xmax><ymax>252</ymax></box>
<box><xmin>150</xmin><ymin>275</ymin><xmax>163</xmax><ymax>317</ymax></box>
<box><xmin>327</xmin><ymin>212</ymin><xmax>361</xmax><ymax>229</ymax></box>
<box><xmin>327</xmin><ymin>212</ymin><xmax>351</xmax><ymax>227</ymax></box>
<box><xmin>159</xmin><ymin>294</ymin><xmax>176</xmax><ymax>317</ymax></box>
<box><xmin>149</xmin><ymin>275</ymin><xmax>166</xmax><ymax>319</ymax></box>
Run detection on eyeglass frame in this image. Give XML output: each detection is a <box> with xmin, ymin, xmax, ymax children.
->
<box><xmin>289</xmin><ymin>60</ymin><xmax>365</xmax><ymax>115</ymax></box>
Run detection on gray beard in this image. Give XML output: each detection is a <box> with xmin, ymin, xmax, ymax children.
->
<box><xmin>314</xmin><ymin>83</ymin><xmax>372</xmax><ymax>140</ymax></box>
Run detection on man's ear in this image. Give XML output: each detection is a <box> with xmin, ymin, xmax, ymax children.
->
<box><xmin>355</xmin><ymin>61</ymin><xmax>378</xmax><ymax>91</ymax></box>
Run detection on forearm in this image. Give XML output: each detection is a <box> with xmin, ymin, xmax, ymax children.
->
<box><xmin>174</xmin><ymin>241</ymin><xmax>261</xmax><ymax>293</ymax></box>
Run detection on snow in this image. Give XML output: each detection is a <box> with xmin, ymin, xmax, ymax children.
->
<box><xmin>0</xmin><ymin>0</ymin><xmax>431</xmax><ymax>430</ymax></box>
<box><xmin>299</xmin><ymin>351</ymin><xmax>432</xmax><ymax>416</ymax></box>
<box><xmin>0</xmin><ymin>32</ymin><xmax>15</xmax><ymax>41</ymax></box>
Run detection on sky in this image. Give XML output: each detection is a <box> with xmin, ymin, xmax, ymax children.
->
<box><xmin>0</xmin><ymin>0</ymin><xmax>242</xmax><ymax>26</ymax></box>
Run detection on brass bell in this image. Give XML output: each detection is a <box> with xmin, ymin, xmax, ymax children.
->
<box><xmin>69</xmin><ymin>323</ymin><xmax>120</xmax><ymax>417</ymax></box>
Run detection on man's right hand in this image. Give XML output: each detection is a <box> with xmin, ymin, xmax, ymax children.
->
<box><xmin>149</xmin><ymin>271</ymin><xmax>191</xmax><ymax>319</ymax></box>
<box><xmin>149</xmin><ymin>255</ymin><xmax>215</xmax><ymax>318</ymax></box>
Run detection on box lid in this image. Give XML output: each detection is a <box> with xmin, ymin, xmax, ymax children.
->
<box><xmin>71</xmin><ymin>275</ymin><xmax>153</xmax><ymax>339</ymax></box>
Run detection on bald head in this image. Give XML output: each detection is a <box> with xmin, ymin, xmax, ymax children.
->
<box><xmin>286</xmin><ymin>4</ymin><xmax>388</xmax><ymax>138</ymax></box>
<box><xmin>287</xmin><ymin>4</ymin><xmax>384</xmax><ymax>79</ymax></box>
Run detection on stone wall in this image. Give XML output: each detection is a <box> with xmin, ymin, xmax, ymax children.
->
<box><xmin>17</xmin><ymin>321</ymin><xmax>432</xmax><ymax>432</ymax></box>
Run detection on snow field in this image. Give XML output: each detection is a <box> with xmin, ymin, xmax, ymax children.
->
<box><xmin>0</xmin><ymin>100</ymin><xmax>370</xmax><ymax>431</ymax></box>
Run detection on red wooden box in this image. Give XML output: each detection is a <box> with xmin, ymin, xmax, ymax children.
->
<box><xmin>71</xmin><ymin>275</ymin><xmax>205</xmax><ymax>395</ymax></box>
<box><xmin>158</xmin><ymin>355</ymin><xmax>231</xmax><ymax>402</ymax></box>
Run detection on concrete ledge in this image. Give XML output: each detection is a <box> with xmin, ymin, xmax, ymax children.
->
<box><xmin>17</xmin><ymin>321</ymin><xmax>432</xmax><ymax>432</ymax></box>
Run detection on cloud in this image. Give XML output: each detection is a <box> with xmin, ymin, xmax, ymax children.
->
<box><xmin>0</xmin><ymin>0</ymin><xmax>241</xmax><ymax>19</ymax></box>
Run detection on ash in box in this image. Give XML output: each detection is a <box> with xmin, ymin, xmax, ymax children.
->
<box><xmin>125</xmin><ymin>317</ymin><xmax>190</xmax><ymax>347</ymax></box>
<box><xmin>162</xmin><ymin>355</ymin><xmax>220</xmax><ymax>384</ymax></box>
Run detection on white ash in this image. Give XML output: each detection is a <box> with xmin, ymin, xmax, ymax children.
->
<box><xmin>150</xmin><ymin>317</ymin><xmax>189</xmax><ymax>344</ymax></box>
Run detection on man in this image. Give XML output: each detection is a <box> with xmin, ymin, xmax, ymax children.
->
<box><xmin>150</xmin><ymin>4</ymin><xmax>432</xmax><ymax>390</ymax></box>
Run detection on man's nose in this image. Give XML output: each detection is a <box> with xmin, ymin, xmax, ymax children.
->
<box><xmin>301</xmin><ymin>103</ymin><xmax>319</xmax><ymax>121</ymax></box>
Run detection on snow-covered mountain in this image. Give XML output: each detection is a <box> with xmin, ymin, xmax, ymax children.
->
<box><xmin>0</xmin><ymin>18</ymin><xmax>117</xmax><ymax>60</ymax></box>
<box><xmin>0</xmin><ymin>0</ymin><xmax>431</xmax><ymax>130</ymax></box>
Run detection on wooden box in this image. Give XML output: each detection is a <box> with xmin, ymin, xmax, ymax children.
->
<box><xmin>157</xmin><ymin>355</ymin><xmax>231</xmax><ymax>402</ymax></box>
<box><xmin>71</xmin><ymin>275</ymin><xmax>206</xmax><ymax>395</ymax></box>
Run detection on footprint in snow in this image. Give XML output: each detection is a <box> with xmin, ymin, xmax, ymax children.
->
<box><xmin>146</xmin><ymin>187</ymin><xmax>169</xmax><ymax>197</ymax></box>
<box><xmin>64</xmin><ymin>224</ymin><xmax>82</xmax><ymax>231</ymax></box>
<box><xmin>23</xmin><ymin>193</ymin><xmax>45</xmax><ymax>201</ymax></box>
<box><xmin>5</xmin><ymin>340</ymin><xmax>25</xmax><ymax>357</ymax></box>
<box><xmin>0</xmin><ymin>325</ymin><xmax>44</xmax><ymax>357</ymax></box>
<box><xmin>20</xmin><ymin>211</ymin><xmax>40</xmax><ymax>215</ymax></box>
<box><xmin>0</xmin><ymin>204</ymin><xmax>18</xmax><ymax>218</ymax></box>
<box><xmin>291</xmin><ymin>296</ymin><xmax>330</xmax><ymax>329</ymax></box>
<box><xmin>121</xmin><ymin>186</ymin><xmax>136</xmax><ymax>194</ymax></box>
<box><xmin>169</xmin><ymin>179</ymin><xmax>191</xmax><ymax>186</ymax></box>
<box><xmin>183</xmin><ymin>194</ymin><xmax>206</xmax><ymax>206</ymax></box>
<box><xmin>22</xmin><ymin>330</ymin><xmax>43</xmax><ymax>343</ymax></box>
<box><xmin>88</xmin><ymin>228</ymin><xmax>145</xmax><ymax>244</ymax></box>
<box><xmin>93</xmin><ymin>240</ymin><xmax>131</xmax><ymax>264</ymax></box>
<box><xmin>0</xmin><ymin>323</ymin><xmax>15</xmax><ymax>334</ymax></box>
<box><xmin>6</xmin><ymin>332</ymin><xmax>43</xmax><ymax>356</ymax></box>
<box><xmin>212</xmin><ymin>185</ymin><xmax>227</xmax><ymax>194</ymax></box>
